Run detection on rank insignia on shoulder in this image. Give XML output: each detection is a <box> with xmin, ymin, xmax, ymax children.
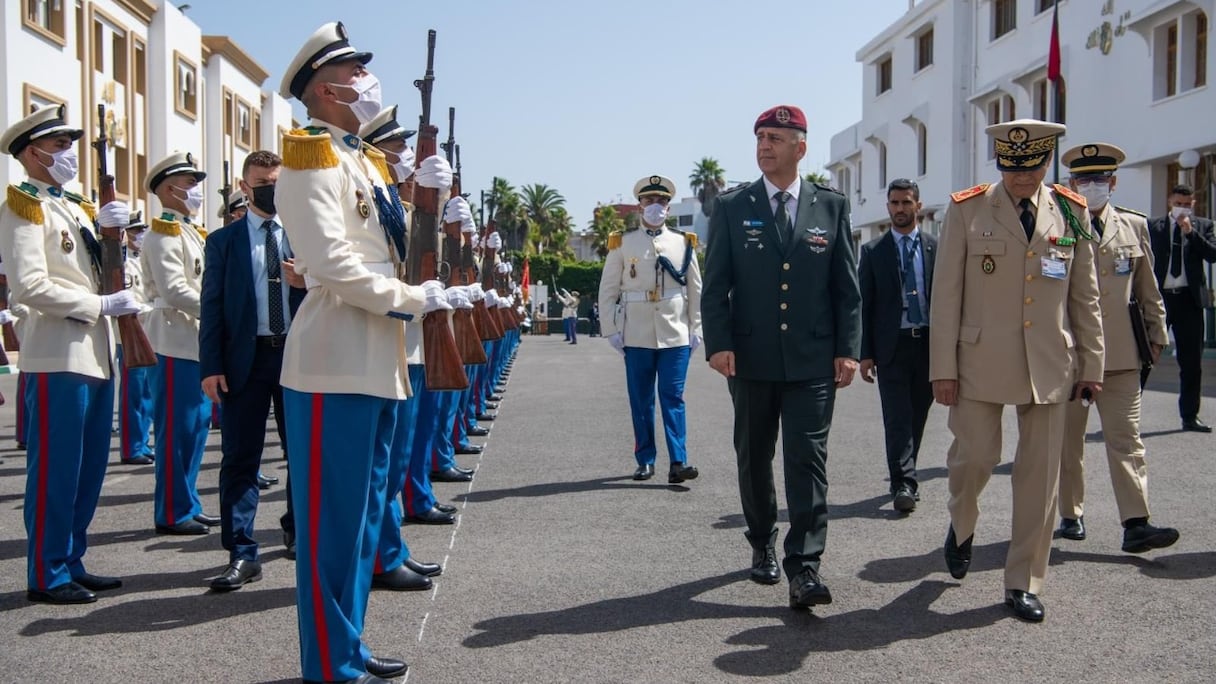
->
<box><xmin>282</xmin><ymin>128</ymin><xmax>339</xmax><ymax>170</ymax></box>
<box><xmin>607</xmin><ymin>231</ymin><xmax>623</xmax><ymax>251</ymax></box>
<box><xmin>951</xmin><ymin>184</ymin><xmax>990</xmax><ymax>203</ymax></box>
<box><xmin>6</xmin><ymin>183</ymin><xmax>44</xmax><ymax>224</ymax></box>
<box><xmin>1114</xmin><ymin>205</ymin><xmax>1146</xmax><ymax>217</ymax></box>
<box><xmin>363</xmin><ymin>145</ymin><xmax>393</xmax><ymax>186</ymax></box>
<box><xmin>813</xmin><ymin>182</ymin><xmax>844</xmax><ymax>195</ymax></box>
<box><xmin>63</xmin><ymin>191</ymin><xmax>98</xmax><ymax>222</ymax></box>
<box><xmin>981</xmin><ymin>254</ymin><xmax>996</xmax><ymax>274</ymax></box>
<box><xmin>151</xmin><ymin>216</ymin><xmax>181</xmax><ymax>237</ymax></box>
<box><xmin>1052</xmin><ymin>184</ymin><xmax>1087</xmax><ymax>208</ymax></box>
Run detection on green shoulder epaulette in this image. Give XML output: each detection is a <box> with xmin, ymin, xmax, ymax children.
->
<box><xmin>62</xmin><ymin>190</ymin><xmax>97</xmax><ymax>222</ymax></box>
<box><xmin>813</xmin><ymin>182</ymin><xmax>844</xmax><ymax>195</ymax></box>
<box><xmin>363</xmin><ymin>144</ymin><xmax>393</xmax><ymax>186</ymax></box>
<box><xmin>1114</xmin><ymin>205</ymin><xmax>1146</xmax><ymax>218</ymax></box>
<box><xmin>5</xmin><ymin>183</ymin><xmax>44</xmax><ymax>224</ymax></box>
<box><xmin>151</xmin><ymin>215</ymin><xmax>181</xmax><ymax>237</ymax></box>
<box><xmin>607</xmin><ymin>231</ymin><xmax>624</xmax><ymax>250</ymax></box>
<box><xmin>282</xmin><ymin>128</ymin><xmax>339</xmax><ymax>171</ymax></box>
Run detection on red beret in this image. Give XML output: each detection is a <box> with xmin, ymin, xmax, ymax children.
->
<box><xmin>754</xmin><ymin>105</ymin><xmax>807</xmax><ymax>133</ymax></box>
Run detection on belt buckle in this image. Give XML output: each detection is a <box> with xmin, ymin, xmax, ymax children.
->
<box><xmin>910</xmin><ymin>327</ymin><xmax>922</xmax><ymax>338</ymax></box>
<box><xmin>646</xmin><ymin>290</ymin><xmax>658</xmax><ymax>302</ymax></box>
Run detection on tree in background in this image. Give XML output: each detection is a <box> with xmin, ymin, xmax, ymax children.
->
<box><xmin>519</xmin><ymin>183</ymin><xmax>566</xmax><ymax>256</ymax></box>
<box><xmin>690</xmin><ymin>157</ymin><xmax>727</xmax><ymax>217</ymax></box>
<box><xmin>490</xmin><ymin>177</ymin><xmax>528</xmax><ymax>253</ymax></box>
<box><xmin>804</xmin><ymin>169</ymin><xmax>832</xmax><ymax>185</ymax></box>
<box><xmin>588</xmin><ymin>204</ymin><xmax>625</xmax><ymax>259</ymax></box>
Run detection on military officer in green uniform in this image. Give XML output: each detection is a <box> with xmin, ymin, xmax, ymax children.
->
<box><xmin>702</xmin><ymin>105</ymin><xmax>861</xmax><ymax>610</ymax></box>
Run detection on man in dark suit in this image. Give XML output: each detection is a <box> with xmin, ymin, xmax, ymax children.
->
<box><xmin>859</xmin><ymin>179</ymin><xmax>936</xmax><ymax>513</ymax></box>
<box><xmin>1149</xmin><ymin>183</ymin><xmax>1216</xmax><ymax>432</ymax></box>
<box><xmin>200</xmin><ymin>150</ymin><xmax>306</xmax><ymax>590</ymax></box>
<box><xmin>703</xmin><ymin>105</ymin><xmax>861</xmax><ymax>610</ymax></box>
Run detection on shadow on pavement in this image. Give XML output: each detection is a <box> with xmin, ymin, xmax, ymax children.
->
<box><xmin>460</xmin><ymin>475</ymin><xmax>689</xmax><ymax>502</ymax></box>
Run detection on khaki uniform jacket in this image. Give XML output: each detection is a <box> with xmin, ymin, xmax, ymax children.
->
<box><xmin>598</xmin><ymin>227</ymin><xmax>702</xmax><ymax>348</ymax></box>
<box><xmin>1093</xmin><ymin>205</ymin><xmax>1168</xmax><ymax>372</ymax></box>
<box><xmin>929</xmin><ymin>182</ymin><xmax>1104</xmax><ymax>405</ymax></box>
<box><xmin>142</xmin><ymin>208</ymin><xmax>206</xmax><ymax>361</ymax></box>
<box><xmin>0</xmin><ymin>178</ymin><xmax>113</xmax><ymax>378</ymax></box>
<box><xmin>276</xmin><ymin>119</ymin><xmax>427</xmax><ymax>400</ymax></box>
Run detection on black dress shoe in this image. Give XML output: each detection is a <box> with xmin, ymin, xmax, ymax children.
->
<box><xmin>633</xmin><ymin>464</ymin><xmax>655</xmax><ymax>481</ymax></box>
<box><xmin>156</xmin><ymin>519</ymin><xmax>209</xmax><ymax>535</ymax></box>
<box><xmin>209</xmin><ymin>559</ymin><xmax>262</xmax><ymax>591</ymax></box>
<box><xmin>283</xmin><ymin>530</ymin><xmax>296</xmax><ymax>560</ymax></box>
<box><xmin>28</xmin><ymin>581</ymin><xmax>96</xmax><ymax>605</ymax></box>
<box><xmin>404</xmin><ymin>557</ymin><xmax>443</xmax><ymax>577</ymax></box>
<box><xmin>407</xmin><ymin>506</ymin><xmax>456</xmax><ymax>525</ymax></box>
<box><xmin>194</xmin><ymin>513</ymin><xmax>221</xmax><ymax>527</ymax></box>
<box><xmin>1004</xmin><ymin>589</ymin><xmax>1045</xmax><ymax>622</ymax></box>
<box><xmin>365</xmin><ymin>656</ymin><xmax>408</xmax><ymax>679</ymax></box>
<box><xmin>256</xmin><ymin>476</ymin><xmax>272</xmax><ymax>490</ymax></box>
<box><xmin>476</xmin><ymin>413</ymin><xmax>496</xmax><ymax>421</ymax></box>
<box><xmin>789</xmin><ymin>568</ymin><xmax>832</xmax><ymax>609</ymax></box>
<box><xmin>259</xmin><ymin>473</ymin><xmax>279</xmax><ymax>486</ymax></box>
<box><xmin>1059</xmin><ymin>516</ymin><xmax>1086</xmax><ymax>540</ymax></box>
<box><xmin>454</xmin><ymin>465</ymin><xmax>475</xmax><ymax>475</ymax></box>
<box><xmin>305</xmin><ymin>675</ymin><xmax>394</xmax><ymax>684</ymax></box>
<box><xmin>750</xmin><ymin>546</ymin><xmax>780</xmax><ymax>585</ymax></box>
<box><xmin>489</xmin><ymin>394</ymin><xmax>503</xmax><ymax>401</ymax></box>
<box><xmin>668</xmin><ymin>462</ymin><xmax>699</xmax><ymax>484</ymax></box>
<box><xmin>944</xmin><ymin>526</ymin><xmax>972</xmax><ymax>580</ymax></box>
<box><xmin>893</xmin><ymin>485</ymin><xmax>917</xmax><ymax>513</ymax></box>
<box><xmin>1122</xmin><ymin>520</ymin><xmax>1180</xmax><ymax>553</ymax></box>
<box><xmin>455</xmin><ymin>443</ymin><xmax>484</xmax><ymax>455</ymax></box>
<box><xmin>435</xmin><ymin>502</ymin><xmax>458</xmax><ymax>514</ymax></box>
<box><xmin>120</xmin><ymin>455</ymin><xmax>154</xmax><ymax>465</ymax></box>
<box><xmin>432</xmin><ymin>467</ymin><xmax>474</xmax><ymax>483</ymax></box>
<box><xmin>17</xmin><ymin>441</ymin><xmax>27</xmax><ymax>450</ymax></box>
<box><xmin>484</xmin><ymin>402</ymin><xmax>499</xmax><ymax>410</ymax></box>
<box><xmin>73</xmin><ymin>572</ymin><xmax>122</xmax><ymax>591</ymax></box>
<box><xmin>467</xmin><ymin>426</ymin><xmax>490</xmax><ymax>437</ymax></box>
<box><xmin>1182</xmin><ymin>418</ymin><xmax>1213</xmax><ymax>433</ymax></box>
<box><xmin>372</xmin><ymin>564</ymin><xmax>432</xmax><ymax>591</ymax></box>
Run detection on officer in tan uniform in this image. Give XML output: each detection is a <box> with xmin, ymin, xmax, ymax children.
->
<box><xmin>142</xmin><ymin>152</ymin><xmax>215</xmax><ymax>535</ymax></box>
<box><xmin>930</xmin><ymin>119</ymin><xmax>1104</xmax><ymax>622</ymax></box>
<box><xmin>1056</xmin><ymin>143</ymin><xmax>1179</xmax><ymax>554</ymax></box>
<box><xmin>599</xmin><ymin>174</ymin><xmax>703</xmax><ymax>483</ymax></box>
<box><xmin>0</xmin><ymin>105</ymin><xmax>139</xmax><ymax>604</ymax></box>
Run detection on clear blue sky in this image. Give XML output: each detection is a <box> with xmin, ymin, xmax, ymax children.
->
<box><xmin>183</xmin><ymin>0</ymin><xmax>911</xmax><ymax>228</ymax></box>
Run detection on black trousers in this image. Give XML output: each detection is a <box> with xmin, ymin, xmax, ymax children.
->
<box><xmin>218</xmin><ymin>343</ymin><xmax>292</xmax><ymax>562</ymax></box>
<box><xmin>876</xmin><ymin>334</ymin><xmax>933</xmax><ymax>493</ymax></box>
<box><xmin>1162</xmin><ymin>291</ymin><xmax>1206</xmax><ymax>421</ymax></box>
<box><xmin>728</xmin><ymin>376</ymin><xmax>835</xmax><ymax>579</ymax></box>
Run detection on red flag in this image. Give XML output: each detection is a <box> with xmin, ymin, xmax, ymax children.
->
<box><xmin>521</xmin><ymin>257</ymin><xmax>530</xmax><ymax>303</ymax></box>
<box><xmin>1047</xmin><ymin>2</ymin><xmax>1061</xmax><ymax>82</ymax></box>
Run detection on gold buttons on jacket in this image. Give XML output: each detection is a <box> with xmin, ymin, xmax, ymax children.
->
<box><xmin>1025</xmin><ymin>274</ymin><xmax>1034</xmax><ymax>282</ymax></box>
<box><xmin>1101</xmin><ymin>269</ymin><xmax>1108</xmax><ymax>276</ymax></box>
<box><xmin>1024</xmin><ymin>320</ymin><xmax>1032</xmax><ymax>328</ymax></box>
<box><xmin>1024</xmin><ymin>297</ymin><xmax>1034</xmax><ymax>305</ymax></box>
<box><xmin>1026</xmin><ymin>250</ymin><xmax>1035</xmax><ymax>258</ymax></box>
<box><xmin>1101</xmin><ymin>248</ymin><xmax>1108</xmax><ymax>255</ymax></box>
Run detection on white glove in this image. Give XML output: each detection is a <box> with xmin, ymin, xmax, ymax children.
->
<box><xmin>446</xmin><ymin>286</ymin><xmax>473</xmax><ymax>309</ymax></box>
<box><xmin>608</xmin><ymin>333</ymin><xmax>625</xmax><ymax>355</ymax></box>
<box><xmin>496</xmin><ymin>262</ymin><xmax>510</xmax><ymax>274</ymax></box>
<box><xmin>470</xmin><ymin>234</ymin><xmax>480</xmax><ymax>249</ymax></box>
<box><xmin>467</xmin><ymin>283</ymin><xmax>485</xmax><ymax>302</ymax></box>
<box><xmin>498</xmin><ymin>295</ymin><xmax>512</xmax><ymax>309</ymax></box>
<box><xmin>443</xmin><ymin>196</ymin><xmax>472</xmax><ymax>225</ymax></box>
<box><xmin>485</xmin><ymin>232</ymin><xmax>503</xmax><ymax>250</ymax></box>
<box><xmin>0</xmin><ymin>309</ymin><xmax>15</xmax><ymax>326</ymax></box>
<box><xmin>100</xmin><ymin>290</ymin><xmax>141</xmax><ymax>317</ymax></box>
<box><xmin>0</xmin><ymin>261</ymin><xmax>5</xmax><ymax>276</ymax></box>
<box><xmin>98</xmin><ymin>200</ymin><xmax>130</xmax><ymax>228</ymax></box>
<box><xmin>690</xmin><ymin>335</ymin><xmax>702</xmax><ymax>352</ymax></box>
<box><xmin>415</xmin><ymin>155</ymin><xmax>453</xmax><ymax>191</ymax></box>
<box><xmin>485</xmin><ymin>289</ymin><xmax>499</xmax><ymax>307</ymax></box>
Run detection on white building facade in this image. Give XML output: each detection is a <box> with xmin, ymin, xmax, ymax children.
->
<box><xmin>829</xmin><ymin>0</ymin><xmax>1215</xmax><ymax>244</ymax></box>
<box><xmin>2</xmin><ymin>0</ymin><xmax>292</xmax><ymax>223</ymax></box>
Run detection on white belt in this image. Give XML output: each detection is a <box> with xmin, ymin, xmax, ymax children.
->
<box><xmin>304</xmin><ymin>261</ymin><xmax>396</xmax><ymax>290</ymax></box>
<box><xmin>152</xmin><ymin>297</ymin><xmax>173</xmax><ymax>310</ymax></box>
<box><xmin>620</xmin><ymin>290</ymin><xmax>682</xmax><ymax>303</ymax></box>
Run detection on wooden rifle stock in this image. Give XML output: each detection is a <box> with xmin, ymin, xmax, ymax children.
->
<box><xmin>408</xmin><ymin>31</ymin><xmax>466</xmax><ymax>390</ymax></box>
<box><xmin>440</xmin><ymin>109</ymin><xmax>486</xmax><ymax>365</ymax></box>
<box><xmin>477</xmin><ymin>222</ymin><xmax>505</xmax><ymax>340</ymax></box>
<box><xmin>0</xmin><ymin>274</ymin><xmax>18</xmax><ymax>354</ymax></box>
<box><xmin>93</xmin><ymin>105</ymin><xmax>156</xmax><ymax>368</ymax></box>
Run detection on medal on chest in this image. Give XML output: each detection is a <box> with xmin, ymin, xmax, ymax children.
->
<box><xmin>629</xmin><ymin>258</ymin><xmax>638</xmax><ymax>279</ymax></box>
<box><xmin>194</xmin><ymin>257</ymin><xmax>202</xmax><ymax>276</ymax></box>
<box><xmin>981</xmin><ymin>254</ymin><xmax>995</xmax><ymax>274</ymax></box>
<box><xmin>355</xmin><ymin>189</ymin><xmax>371</xmax><ymax>219</ymax></box>
<box><xmin>61</xmin><ymin>229</ymin><xmax>75</xmax><ymax>254</ymax></box>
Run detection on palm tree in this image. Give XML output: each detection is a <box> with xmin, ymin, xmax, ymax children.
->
<box><xmin>689</xmin><ymin>157</ymin><xmax>726</xmax><ymax>217</ymax></box>
<box><xmin>588</xmin><ymin>204</ymin><xmax>625</xmax><ymax>259</ymax></box>
<box><xmin>519</xmin><ymin>183</ymin><xmax>566</xmax><ymax>254</ymax></box>
<box><xmin>804</xmin><ymin>170</ymin><xmax>832</xmax><ymax>186</ymax></box>
<box><xmin>489</xmin><ymin>177</ymin><xmax>527</xmax><ymax>252</ymax></box>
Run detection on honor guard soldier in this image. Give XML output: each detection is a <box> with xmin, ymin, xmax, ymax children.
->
<box><xmin>277</xmin><ymin>22</ymin><xmax>451</xmax><ymax>683</ymax></box>
<box><xmin>143</xmin><ymin>151</ymin><xmax>216</xmax><ymax>535</ymax></box>
<box><xmin>218</xmin><ymin>189</ymin><xmax>248</xmax><ymax>223</ymax></box>
<box><xmin>119</xmin><ymin>210</ymin><xmax>155</xmax><ymax>465</ymax></box>
<box><xmin>930</xmin><ymin>119</ymin><xmax>1104</xmax><ymax>622</ymax></box>
<box><xmin>598</xmin><ymin>174</ymin><xmax>702</xmax><ymax>484</ymax></box>
<box><xmin>0</xmin><ymin>105</ymin><xmax>140</xmax><ymax>604</ymax></box>
<box><xmin>1057</xmin><ymin>143</ymin><xmax>1179</xmax><ymax>553</ymax></box>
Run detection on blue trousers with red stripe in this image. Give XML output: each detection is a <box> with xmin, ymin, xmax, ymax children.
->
<box><xmin>624</xmin><ymin>346</ymin><xmax>691</xmax><ymax>466</ymax></box>
<box><xmin>403</xmin><ymin>366</ymin><xmax>438</xmax><ymax>516</ymax></box>
<box><xmin>153</xmin><ymin>355</ymin><xmax>211</xmax><ymax>527</ymax></box>
<box><xmin>24</xmin><ymin>372</ymin><xmax>114</xmax><ymax>591</ymax></box>
<box><xmin>118</xmin><ymin>345</ymin><xmax>156</xmax><ymax>462</ymax></box>
<box><xmin>376</xmin><ymin>394</ymin><xmax>418</xmax><ymax>574</ymax></box>
<box><xmin>15</xmin><ymin>371</ymin><xmax>28</xmax><ymax>445</ymax></box>
<box><xmin>284</xmin><ymin>389</ymin><xmax>394</xmax><ymax>682</ymax></box>
<box><xmin>432</xmin><ymin>390</ymin><xmax>460</xmax><ymax>473</ymax></box>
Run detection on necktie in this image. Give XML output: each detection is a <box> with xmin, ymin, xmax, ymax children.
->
<box><xmin>1018</xmin><ymin>198</ymin><xmax>1035</xmax><ymax>241</ymax></box>
<box><xmin>263</xmin><ymin>220</ymin><xmax>285</xmax><ymax>334</ymax></box>
<box><xmin>902</xmin><ymin>235</ymin><xmax>923</xmax><ymax>325</ymax></box>
<box><xmin>1091</xmin><ymin>215</ymin><xmax>1104</xmax><ymax>239</ymax></box>
<box><xmin>1170</xmin><ymin>222</ymin><xmax>1184</xmax><ymax>278</ymax></box>
<box><xmin>774</xmin><ymin>191</ymin><xmax>792</xmax><ymax>246</ymax></box>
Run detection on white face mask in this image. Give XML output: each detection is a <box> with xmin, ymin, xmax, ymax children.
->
<box><xmin>129</xmin><ymin>231</ymin><xmax>146</xmax><ymax>251</ymax></box>
<box><xmin>173</xmin><ymin>184</ymin><xmax>204</xmax><ymax>215</ymax></box>
<box><xmin>1171</xmin><ymin>206</ymin><xmax>1193</xmax><ymax>221</ymax></box>
<box><xmin>1077</xmin><ymin>182</ymin><xmax>1111</xmax><ymax>210</ymax></box>
<box><xmin>642</xmin><ymin>203</ymin><xmax>668</xmax><ymax>227</ymax></box>
<box><xmin>390</xmin><ymin>146</ymin><xmax>415</xmax><ymax>181</ymax></box>
<box><xmin>331</xmin><ymin>74</ymin><xmax>382</xmax><ymax>126</ymax></box>
<box><xmin>35</xmin><ymin>145</ymin><xmax>79</xmax><ymax>185</ymax></box>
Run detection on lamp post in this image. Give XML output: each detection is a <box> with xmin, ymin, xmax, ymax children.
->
<box><xmin>1179</xmin><ymin>150</ymin><xmax>1216</xmax><ymax>348</ymax></box>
